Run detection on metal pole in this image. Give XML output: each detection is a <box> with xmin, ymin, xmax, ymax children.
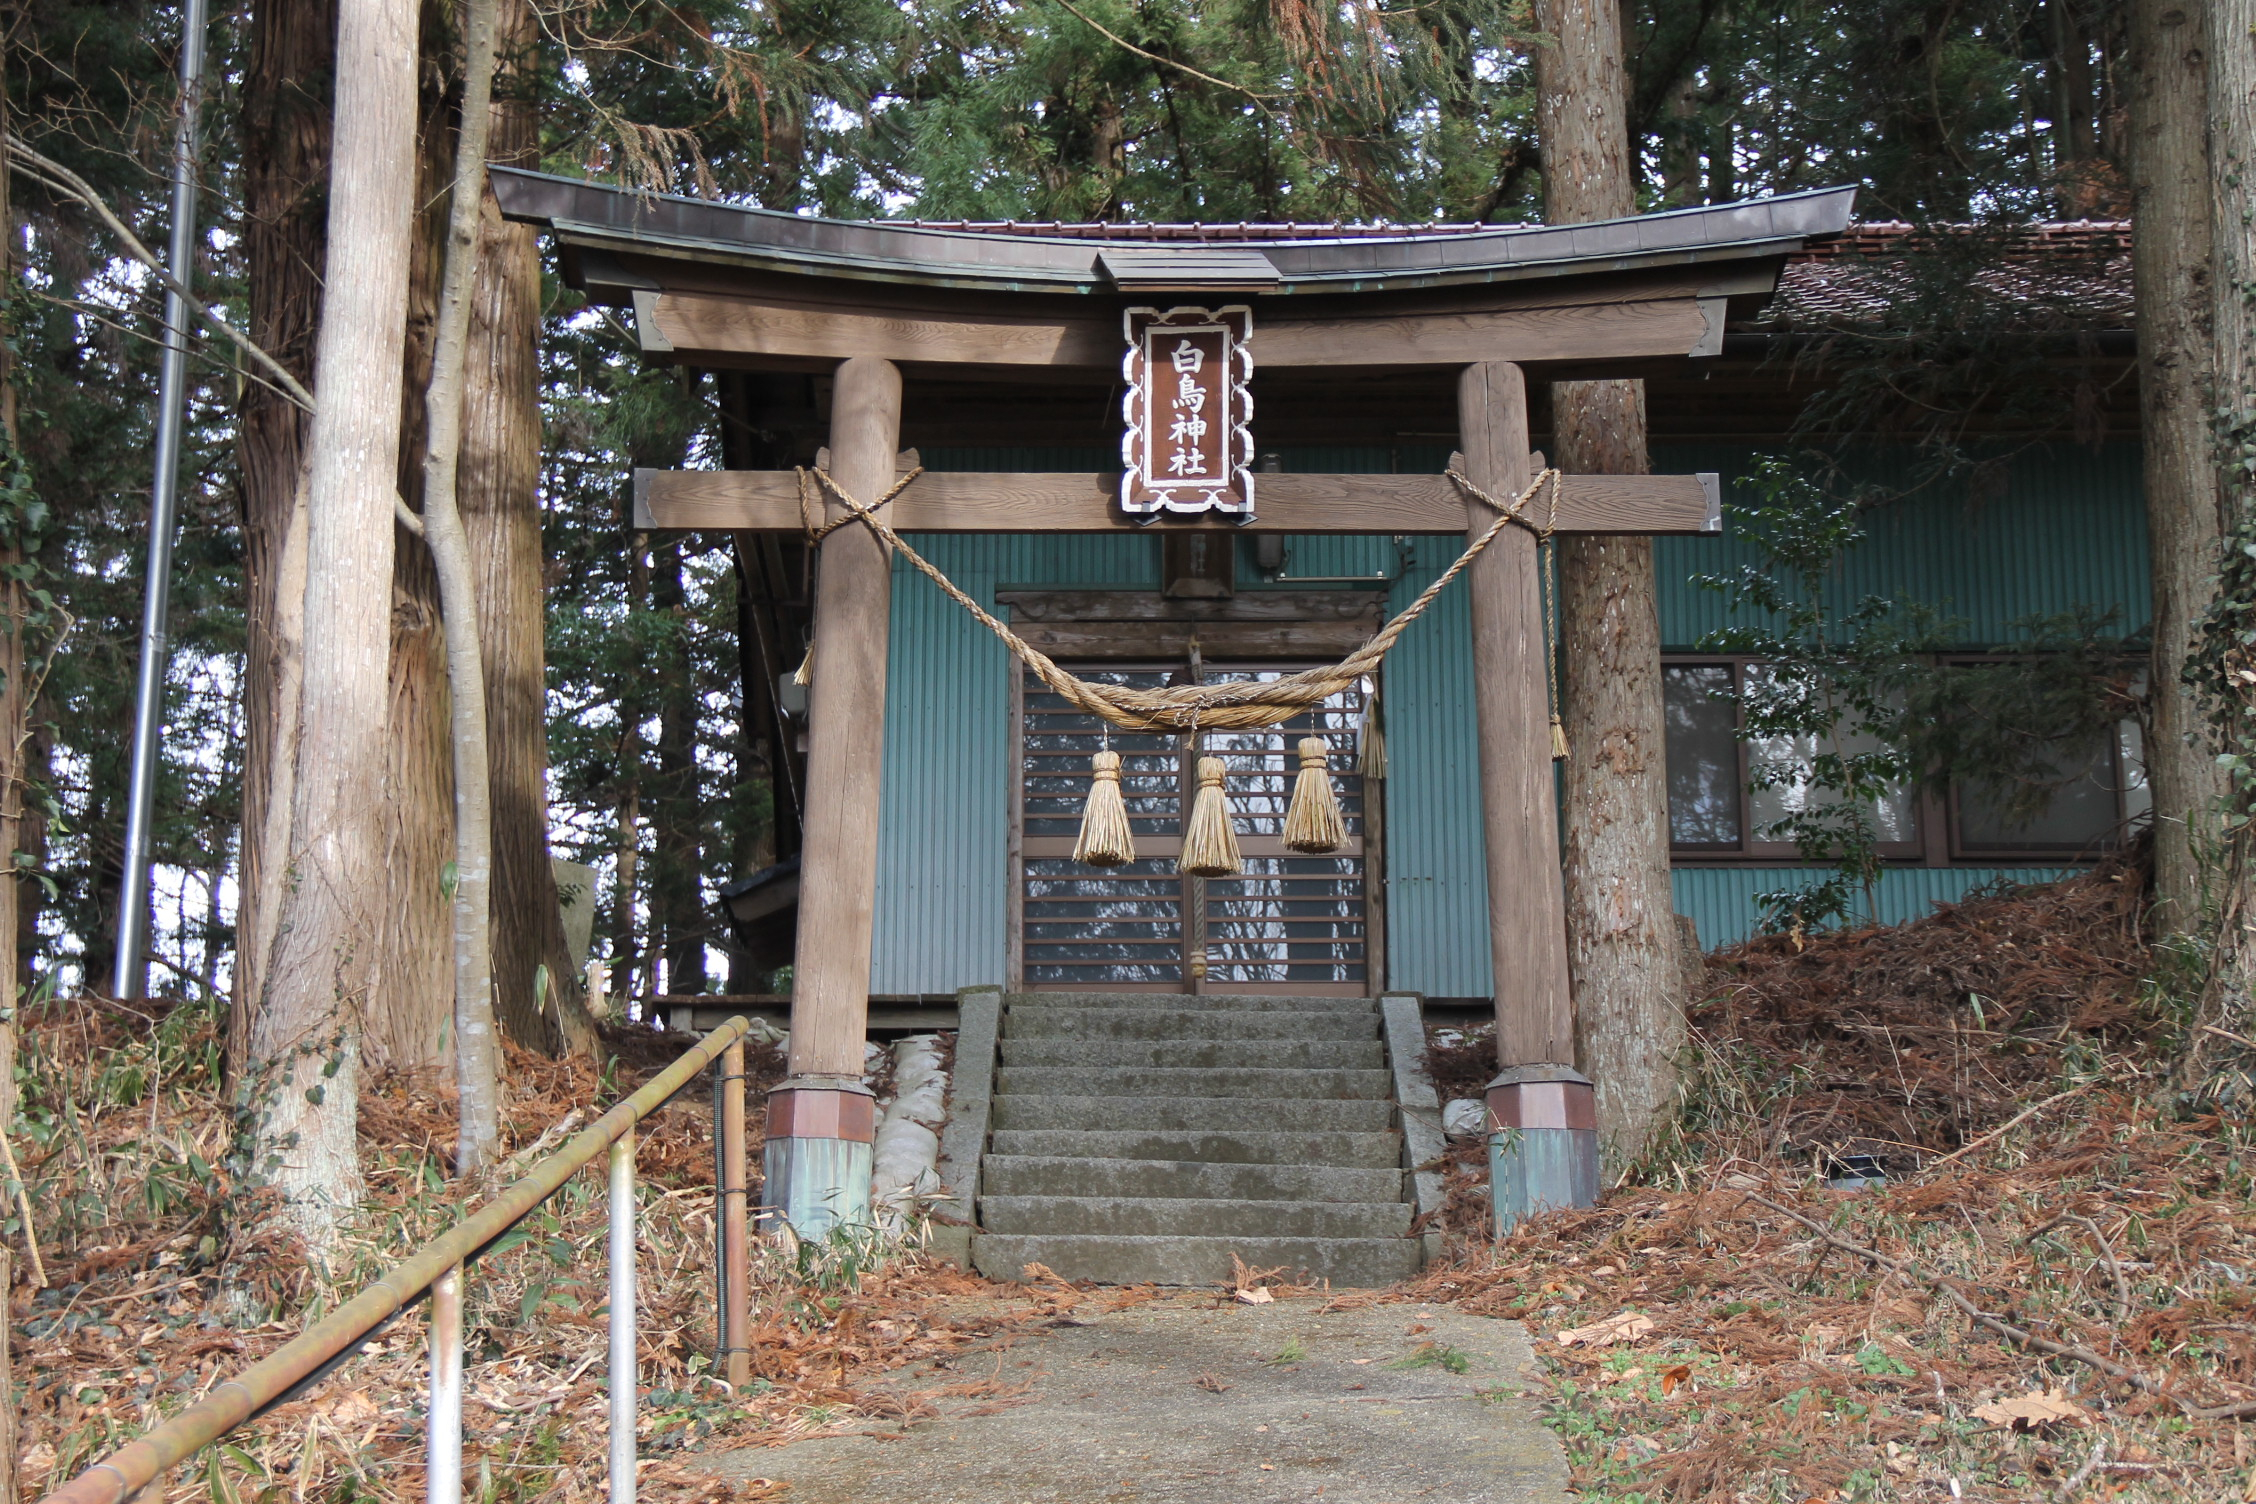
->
<box><xmin>113</xmin><ymin>0</ymin><xmax>210</xmax><ymax>999</ymax></box>
<box><xmin>425</xmin><ymin>1264</ymin><xmax>463</xmax><ymax>1504</ymax></box>
<box><xmin>39</xmin><ymin>1016</ymin><xmax>752</xmax><ymax>1504</ymax></box>
<box><xmin>719</xmin><ymin>1040</ymin><xmax>750</xmax><ymax>1387</ymax></box>
<box><xmin>608</xmin><ymin>1129</ymin><xmax>637</xmax><ymax>1504</ymax></box>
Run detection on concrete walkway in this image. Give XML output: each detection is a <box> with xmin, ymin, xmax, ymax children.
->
<box><xmin>691</xmin><ymin>1297</ymin><xmax>1570</xmax><ymax>1503</ymax></box>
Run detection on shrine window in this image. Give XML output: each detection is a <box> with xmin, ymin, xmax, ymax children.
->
<box><xmin>1660</xmin><ymin>658</ymin><xmax>1921</xmax><ymax>860</ymax></box>
<box><xmin>1662</xmin><ymin>662</ymin><xmax>1741</xmax><ymax>850</ymax></box>
<box><xmin>1661</xmin><ymin>655</ymin><xmax>2147</xmax><ymax>864</ymax></box>
<box><xmin>1939</xmin><ymin>658</ymin><xmax>2149</xmax><ymax>860</ymax></box>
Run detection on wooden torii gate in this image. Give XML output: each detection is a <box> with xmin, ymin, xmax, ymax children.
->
<box><xmin>494</xmin><ymin>171</ymin><xmax>1857</xmax><ymax>1232</ymax></box>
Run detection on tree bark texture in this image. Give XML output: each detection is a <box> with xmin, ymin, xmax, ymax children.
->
<box><xmin>420</xmin><ymin>0</ymin><xmax>505</xmax><ymax>1172</ymax></box>
<box><xmin>462</xmin><ymin>0</ymin><xmax>591</xmax><ymax>1056</ymax></box>
<box><xmin>369</xmin><ymin>68</ymin><xmax>456</xmax><ymax>1071</ymax></box>
<box><xmin>252</xmin><ymin>0</ymin><xmax>421</xmax><ymax>1245</ymax></box>
<box><xmin>1535</xmin><ymin>0</ymin><xmax>1684</xmax><ymax>1164</ymax></box>
<box><xmin>652</xmin><ymin>540</ymin><xmax>709</xmax><ymax>996</ymax></box>
<box><xmin>1553</xmin><ymin>404</ymin><xmax>1682</xmax><ymax>1158</ymax></box>
<box><xmin>2208</xmin><ymin>0</ymin><xmax>2256</xmax><ymax>1042</ymax></box>
<box><xmin>2131</xmin><ymin>0</ymin><xmax>2225</xmax><ymax>934</ymax></box>
<box><xmin>234</xmin><ymin>0</ymin><xmax>332</xmax><ymax>1079</ymax></box>
<box><xmin>0</xmin><ymin>69</ymin><xmax>22</xmax><ymax>1174</ymax></box>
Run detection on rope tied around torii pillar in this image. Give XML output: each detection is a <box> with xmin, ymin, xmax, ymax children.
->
<box><xmin>794</xmin><ymin>463</ymin><xmax>1566</xmax><ymax>872</ymax></box>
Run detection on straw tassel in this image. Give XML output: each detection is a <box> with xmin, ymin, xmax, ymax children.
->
<box><xmin>1549</xmin><ymin>714</ymin><xmax>1568</xmax><ymax>760</ymax></box>
<box><xmin>1072</xmin><ymin>749</ymin><xmax>1136</xmax><ymax>867</ymax></box>
<box><xmin>1283</xmin><ymin>737</ymin><xmax>1346</xmax><ymax>854</ymax></box>
<box><xmin>791</xmin><ymin>644</ymin><xmax>814</xmax><ymax>687</ymax></box>
<box><xmin>1177</xmin><ymin>755</ymin><xmax>1242</xmax><ymax>877</ymax></box>
<box><xmin>1357</xmin><ymin>685</ymin><xmax>1386</xmax><ymax>780</ymax></box>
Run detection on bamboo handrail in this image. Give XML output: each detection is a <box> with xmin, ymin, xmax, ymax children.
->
<box><xmin>42</xmin><ymin>1016</ymin><xmax>755</xmax><ymax>1504</ymax></box>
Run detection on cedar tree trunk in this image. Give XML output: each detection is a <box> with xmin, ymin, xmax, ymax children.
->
<box><xmin>463</xmin><ymin>0</ymin><xmax>593</xmax><ymax>1054</ymax></box>
<box><xmin>2206</xmin><ymin>0</ymin><xmax>2256</xmax><ymax>1043</ymax></box>
<box><xmin>1535</xmin><ymin>0</ymin><xmax>1686</xmax><ymax>1165</ymax></box>
<box><xmin>2130</xmin><ymin>0</ymin><xmax>2224</xmax><ymax>933</ymax></box>
<box><xmin>368</xmin><ymin>10</ymin><xmax>461</xmax><ymax>1072</ymax></box>
<box><xmin>234</xmin><ymin>0</ymin><xmax>331</xmax><ymax>1080</ymax></box>
<box><xmin>417</xmin><ymin>0</ymin><xmax>504</xmax><ymax>1170</ymax></box>
<box><xmin>252</xmin><ymin>0</ymin><xmax>421</xmax><ymax>1247</ymax></box>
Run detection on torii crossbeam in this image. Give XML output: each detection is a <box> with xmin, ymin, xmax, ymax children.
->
<box><xmin>496</xmin><ymin>169</ymin><xmax>1856</xmax><ymax>1236</ymax></box>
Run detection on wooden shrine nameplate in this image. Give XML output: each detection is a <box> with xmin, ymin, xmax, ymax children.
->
<box><xmin>635</xmin><ymin>467</ymin><xmax>1721</xmax><ymax>536</ymax></box>
<box><xmin>1120</xmin><ymin>306</ymin><xmax>1254</xmax><ymax>516</ymax></box>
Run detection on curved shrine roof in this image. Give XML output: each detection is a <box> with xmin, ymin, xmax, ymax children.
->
<box><xmin>490</xmin><ymin>167</ymin><xmax>1859</xmax><ymax>297</ymax></box>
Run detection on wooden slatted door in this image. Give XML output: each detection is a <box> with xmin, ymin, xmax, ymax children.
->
<box><xmin>1014</xmin><ymin>664</ymin><xmax>1373</xmax><ymax>994</ymax></box>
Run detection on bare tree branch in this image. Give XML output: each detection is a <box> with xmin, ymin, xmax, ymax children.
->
<box><xmin>7</xmin><ymin>141</ymin><xmax>317</xmax><ymax>414</ymax></box>
<box><xmin>1749</xmin><ymin>1193</ymin><xmax>2256</xmax><ymax>1421</ymax></box>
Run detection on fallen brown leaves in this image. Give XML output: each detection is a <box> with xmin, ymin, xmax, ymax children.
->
<box><xmin>7</xmin><ymin>1002</ymin><xmax>1050</xmax><ymax>1502</ymax></box>
<box><xmin>1409</xmin><ymin>852</ymin><xmax>2256</xmax><ymax>1503</ymax></box>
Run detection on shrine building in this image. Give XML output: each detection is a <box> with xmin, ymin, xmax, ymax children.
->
<box><xmin>495</xmin><ymin>174</ymin><xmax>2149</xmax><ymax>1282</ymax></box>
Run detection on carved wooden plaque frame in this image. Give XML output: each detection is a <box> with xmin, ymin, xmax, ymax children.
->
<box><xmin>1120</xmin><ymin>305</ymin><xmax>1254</xmax><ymax>519</ymax></box>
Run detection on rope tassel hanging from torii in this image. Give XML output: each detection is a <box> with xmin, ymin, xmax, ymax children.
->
<box><xmin>1178</xmin><ymin>756</ymin><xmax>1243</xmax><ymax>877</ymax></box>
<box><xmin>791</xmin><ymin>463</ymin><xmax>1567</xmax><ymax>876</ymax></box>
<box><xmin>1284</xmin><ymin>737</ymin><xmax>1348</xmax><ymax>854</ymax></box>
<box><xmin>1071</xmin><ymin>748</ymin><xmax>1136</xmax><ymax>867</ymax></box>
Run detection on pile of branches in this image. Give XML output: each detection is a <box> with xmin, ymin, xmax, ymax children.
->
<box><xmin>1421</xmin><ymin>851</ymin><xmax>2158</xmax><ymax>1217</ymax></box>
<box><xmin>6</xmin><ymin>996</ymin><xmax>1038</xmax><ymax>1503</ymax></box>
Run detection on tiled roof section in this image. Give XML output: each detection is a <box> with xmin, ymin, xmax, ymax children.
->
<box><xmin>902</xmin><ymin>213</ymin><xmax>2136</xmax><ymax>329</ymax></box>
<box><xmin>1761</xmin><ymin>220</ymin><xmax>2133</xmax><ymax>331</ymax></box>
<box><xmin>892</xmin><ymin>217</ymin><xmax>1500</xmax><ymax>240</ymax></box>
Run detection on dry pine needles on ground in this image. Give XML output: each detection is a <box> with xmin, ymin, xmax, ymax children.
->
<box><xmin>6</xmin><ymin>1000</ymin><xmax>1047</xmax><ymax>1503</ymax></box>
<box><xmin>1418</xmin><ymin>853</ymin><xmax>2254</xmax><ymax>1503</ymax></box>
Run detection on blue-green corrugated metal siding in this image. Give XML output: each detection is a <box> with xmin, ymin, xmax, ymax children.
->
<box><xmin>1237</xmin><ymin>445</ymin><xmax>1449</xmax><ymax>589</ymax></box>
<box><xmin>868</xmin><ymin>536</ymin><xmax>1011</xmax><ymax>993</ymax></box>
<box><xmin>871</xmin><ymin>443</ymin><xmax>2146</xmax><ymax>989</ymax></box>
<box><xmin>1380</xmin><ymin>548</ymin><xmax>1494</xmax><ymax>996</ymax></box>
<box><xmin>1653</xmin><ymin>443</ymin><xmax>2149</xmax><ymax>649</ymax></box>
<box><xmin>1673</xmin><ymin>866</ymin><xmax>2069</xmax><ymax>948</ymax></box>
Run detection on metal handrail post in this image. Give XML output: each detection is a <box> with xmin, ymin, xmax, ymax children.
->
<box><xmin>40</xmin><ymin>1017</ymin><xmax>750</xmax><ymax>1504</ymax></box>
<box><xmin>425</xmin><ymin>1263</ymin><xmax>463</xmax><ymax>1504</ymax></box>
<box><xmin>718</xmin><ymin>1039</ymin><xmax>750</xmax><ymax>1387</ymax></box>
<box><xmin>608</xmin><ymin>1129</ymin><xmax>637</xmax><ymax>1504</ymax></box>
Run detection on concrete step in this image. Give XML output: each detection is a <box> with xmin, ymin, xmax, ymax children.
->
<box><xmin>1003</xmin><ymin>1008</ymin><xmax>1379</xmax><ymax>1042</ymax></box>
<box><xmin>980</xmin><ymin>1154</ymin><xmax>1404</xmax><ymax>1204</ymax></box>
<box><xmin>982</xmin><ymin>1195</ymin><xmax>1413</xmax><ymax>1239</ymax></box>
<box><xmin>970</xmin><ymin>1232</ymin><xmax>1423</xmax><ymax>1288</ymax></box>
<box><xmin>986</xmin><ymin>1129</ymin><xmax>1403</xmax><ymax>1168</ymax></box>
<box><xmin>1007</xmin><ymin>992</ymin><xmax>1378</xmax><ymax>1012</ymax></box>
<box><xmin>994</xmin><ymin>1066</ymin><xmax>1395</xmax><ymax>1101</ymax></box>
<box><xmin>991</xmin><ymin>1094</ymin><xmax>1396</xmax><ymax>1133</ymax></box>
<box><xmin>998</xmin><ymin>1038</ymin><xmax>1386</xmax><ymax>1070</ymax></box>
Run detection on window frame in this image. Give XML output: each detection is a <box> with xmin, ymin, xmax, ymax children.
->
<box><xmin>1661</xmin><ymin>654</ymin><xmax>1925</xmax><ymax>865</ymax></box>
<box><xmin>1934</xmin><ymin>652</ymin><xmax>2145</xmax><ymax>864</ymax></box>
<box><xmin>1660</xmin><ymin>651</ymin><xmax>2144</xmax><ymax>867</ymax></box>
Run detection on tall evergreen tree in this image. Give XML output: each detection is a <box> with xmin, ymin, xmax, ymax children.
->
<box><xmin>1536</xmin><ymin>0</ymin><xmax>1684</xmax><ymax>1166</ymax></box>
<box><xmin>252</xmin><ymin>0</ymin><xmax>420</xmax><ymax>1243</ymax></box>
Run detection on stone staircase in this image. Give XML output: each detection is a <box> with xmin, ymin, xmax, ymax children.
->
<box><xmin>963</xmin><ymin>991</ymin><xmax>1429</xmax><ymax>1287</ymax></box>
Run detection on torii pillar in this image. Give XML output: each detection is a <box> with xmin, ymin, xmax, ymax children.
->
<box><xmin>763</xmin><ymin>355</ymin><xmax>899</xmax><ymax>1234</ymax></box>
<box><xmin>1462</xmin><ymin>362</ymin><xmax>1599</xmax><ymax>1229</ymax></box>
